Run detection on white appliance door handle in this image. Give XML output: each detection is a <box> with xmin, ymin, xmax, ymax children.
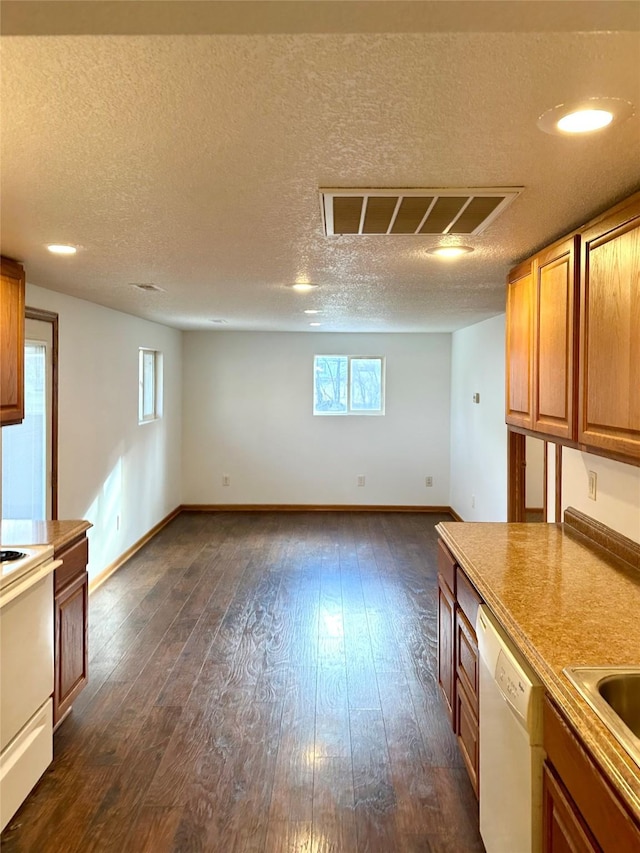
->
<box><xmin>0</xmin><ymin>559</ymin><xmax>62</xmax><ymax>608</ymax></box>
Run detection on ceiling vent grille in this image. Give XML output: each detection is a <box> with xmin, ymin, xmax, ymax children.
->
<box><xmin>130</xmin><ymin>282</ymin><xmax>165</xmax><ymax>293</ymax></box>
<box><xmin>320</xmin><ymin>187</ymin><xmax>523</xmax><ymax>237</ymax></box>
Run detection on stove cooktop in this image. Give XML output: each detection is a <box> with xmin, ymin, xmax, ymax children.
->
<box><xmin>0</xmin><ymin>549</ymin><xmax>28</xmax><ymax>562</ymax></box>
<box><xmin>0</xmin><ymin>544</ymin><xmax>54</xmax><ymax>592</ymax></box>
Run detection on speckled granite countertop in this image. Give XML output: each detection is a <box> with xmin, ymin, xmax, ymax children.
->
<box><xmin>1</xmin><ymin>519</ymin><xmax>91</xmax><ymax>553</ymax></box>
<box><xmin>436</xmin><ymin>520</ymin><xmax>640</xmax><ymax>824</ymax></box>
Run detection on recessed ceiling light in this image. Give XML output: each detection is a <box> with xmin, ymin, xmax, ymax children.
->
<box><xmin>557</xmin><ymin>109</ymin><xmax>613</xmax><ymax>133</ymax></box>
<box><xmin>47</xmin><ymin>244</ymin><xmax>77</xmax><ymax>255</ymax></box>
<box><xmin>309</xmin><ymin>322</ymin><xmax>322</xmax><ymax>327</ymax></box>
<box><xmin>304</xmin><ymin>309</ymin><xmax>321</xmax><ymax>314</ymax></box>
<box><xmin>427</xmin><ymin>246</ymin><xmax>474</xmax><ymax>259</ymax></box>
<box><xmin>291</xmin><ymin>283</ymin><xmax>318</xmax><ymax>292</ymax></box>
<box><xmin>537</xmin><ymin>97</ymin><xmax>634</xmax><ymax>136</ymax></box>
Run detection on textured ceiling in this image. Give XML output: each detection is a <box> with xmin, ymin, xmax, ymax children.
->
<box><xmin>1</xmin><ymin>1</ymin><xmax>639</xmax><ymax>332</ymax></box>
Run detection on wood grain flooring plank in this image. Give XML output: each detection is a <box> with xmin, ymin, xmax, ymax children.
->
<box><xmin>263</xmin><ymin>820</ymin><xmax>314</xmax><ymax>853</ymax></box>
<box><xmin>405</xmin><ymin>675</ymin><xmax>464</xmax><ymax>769</ymax></box>
<box><xmin>349</xmin><ymin>709</ymin><xmax>399</xmax><ymax>853</ymax></box>
<box><xmin>77</xmin><ymin>706</ymin><xmax>183</xmax><ymax>853</ymax></box>
<box><xmin>195</xmin><ymin>699</ymin><xmax>284</xmax><ymax>853</ymax></box>
<box><xmin>2</xmin><ymin>765</ymin><xmax>117</xmax><ymax>853</ymax></box>
<box><xmin>429</xmin><ymin>767</ymin><xmax>485</xmax><ymax>852</ymax></box>
<box><xmin>87</xmin><ymin>624</ymin><xmax>194</xmax><ymax>766</ymax></box>
<box><xmin>143</xmin><ymin>660</ymin><xmax>238</xmax><ymax>807</ymax></box>
<box><xmin>376</xmin><ymin>671</ymin><xmax>441</xmax><ymax>838</ymax></box>
<box><xmin>312</xmin><ymin>756</ymin><xmax>357</xmax><ymax>853</ymax></box>
<box><xmin>316</xmin><ymin>663</ymin><xmax>350</xmax><ymax>753</ymax></box>
<box><xmin>154</xmin><ymin>545</ymin><xmax>250</xmax><ymax>708</ymax></box>
<box><xmin>267</xmin><ymin>667</ymin><xmax>316</xmax><ymax>824</ymax></box>
<box><xmin>121</xmin><ymin>806</ymin><xmax>184</xmax><ymax>853</ymax></box>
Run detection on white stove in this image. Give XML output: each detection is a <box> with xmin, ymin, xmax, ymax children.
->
<box><xmin>0</xmin><ymin>545</ymin><xmax>54</xmax><ymax>591</ymax></box>
<box><xmin>0</xmin><ymin>542</ymin><xmax>59</xmax><ymax>832</ymax></box>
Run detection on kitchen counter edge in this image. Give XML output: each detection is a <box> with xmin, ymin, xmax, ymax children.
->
<box><xmin>1</xmin><ymin>519</ymin><xmax>92</xmax><ymax>553</ymax></box>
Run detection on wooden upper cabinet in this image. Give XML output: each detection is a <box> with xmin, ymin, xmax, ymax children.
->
<box><xmin>578</xmin><ymin>196</ymin><xmax>640</xmax><ymax>459</ymax></box>
<box><xmin>533</xmin><ymin>235</ymin><xmax>579</xmax><ymax>439</ymax></box>
<box><xmin>0</xmin><ymin>257</ymin><xmax>25</xmax><ymax>426</ymax></box>
<box><xmin>506</xmin><ymin>260</ymin><xmax>534</xmax><ymax>429</ymax></box>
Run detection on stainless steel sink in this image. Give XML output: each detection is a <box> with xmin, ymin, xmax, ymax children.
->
<box><xmin>564</xmin><ymin>666</ymin><xmax>640</xmax><ymax>767</ymax></box>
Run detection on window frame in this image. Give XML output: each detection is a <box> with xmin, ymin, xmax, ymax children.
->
<box><xmin>313</xmin><ymin>354</ymin><xmax>385</xmax><ymax>416</ymax></box>
<box><xmin>138</xmin><ymin>348</ymin><xmax>161</xmax><ymax>424</ymax></box>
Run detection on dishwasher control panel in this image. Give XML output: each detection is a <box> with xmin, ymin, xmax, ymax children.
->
<box><xmin>496</xmin><ymin>649</ymin><xmax>530</xmax><ymax>722</ymax></box>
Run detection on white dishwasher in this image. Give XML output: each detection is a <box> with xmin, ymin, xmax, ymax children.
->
<box><xmin>476</xmin><ymin>605</ymin><xmax>544</xmax><ymax>853</ymax></box>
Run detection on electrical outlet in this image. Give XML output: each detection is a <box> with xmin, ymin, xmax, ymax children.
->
<box><xmin>588</xmin><ymin>470</ymin><xmax>597</xmax><ymax>501</ymax></box>
<box><xmin>471</xmin><ymin>495</ymin><xmax>476</xmax><ymax>508</ymax></box>
<box><xmin>357</xmin><ymin>475</ymin><xmax>365</xmax><ymax>487</ymax></box>
<box><xmin>222</xmin><ymin>474</ymin><xmax>230</xmax><ymax>487</ymax></box>
<box><xmin>425</xmin><ymin>476</ymin><xmax>433</xmax><ymax>487</ymax></box>
<box><xmin>472</xmin><ymin>393</ymin><xmax>480</xmax><ymax>404</ymax></box>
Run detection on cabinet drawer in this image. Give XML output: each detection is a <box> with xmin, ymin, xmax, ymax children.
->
<box><xmin>456</xmin><ymin>608</ymin><xmax>479</xmax><ymax>715</ymax></box>
<box><xmin>543</xmin><ymin>697</ymin><xmax>640</xmax><ymax>852</ymax></box>
<box><xmin>456</xmin><ymin>677</ymin><xmax>479</xmax><ymax>799</ymax></box>
<box><xmin>543</xmin><ymin>761</ymin><xmax>601</xmax><ymax>853</ymax></box>
<box><xmin>456</xmin><ymin>567</ymin><xmax>481</xmax><ymax>629</ymax></box>
<box><xmin>437</xmin><ymin>539</ymin><xmax>456</xmax><ymax>595</ymax></box>
<box><xmin>54</xmin><ymin>536</ymin><xmax>88</xmax><ymax>593</ymax></box>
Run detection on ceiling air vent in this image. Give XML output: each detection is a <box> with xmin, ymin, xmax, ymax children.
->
<box><xmin>320</xmin><ymin>187</ymin><xmax>523</xmax><ymax>237</ymax></box>
<box><xmin>130</xmin><ymin>283</ymin><xmax>165</xmax><ymax>292</ymax></box>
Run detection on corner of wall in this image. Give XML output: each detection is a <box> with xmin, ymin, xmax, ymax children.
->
<box><xmin>449</xmin><ymin>314</ymin><xmax>507</xmax><ymax>522</ymax></box>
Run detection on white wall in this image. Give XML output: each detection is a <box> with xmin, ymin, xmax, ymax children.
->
<box><xmin>182</xmin><ymin>332</ymin><xmax>451</xmax><ymax>506</ymax></box>
<box><xmin>526</xmin><ymin>435</ymin><xmax>545</xmax><ymax>509</ymax></box>
<box><xmin>546</xmin><ymin>442</ymin><xmax>558</xmax><ymax>523</ymax></box>
<box><xmin>562</xmin><ymin>449</ymin><xmax>640</xmax><ymax>544</ymax></box>
<box><xmin>450</xmin><ymin>314</ymin><xmax>507</xmax><ymax>521</ymax></box>
<box><xmin>25</xmin><ymin>284</ymin><xmax>182</xmax><ymax>580</ymax></box>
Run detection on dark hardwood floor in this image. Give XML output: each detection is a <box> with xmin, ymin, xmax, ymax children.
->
<box><xmin>2</xmin><ymin>511</ymin><xmax>484</xmax><ymax>852</ymax></box>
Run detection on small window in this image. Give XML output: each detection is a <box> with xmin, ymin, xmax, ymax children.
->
<box><xmin>313</xmin><ymin>355</ymin><xmax>384</xmax><ymax>415</ymax></box>
<box><xmin>138</xmin><ymin>348</ymin><xmax>160</xmax><ymax>423</ymax></box>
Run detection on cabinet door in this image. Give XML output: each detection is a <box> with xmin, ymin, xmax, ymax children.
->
<box><xmin>544</xmin><ymin>696</ymin><xmax>640</xmax><ymax>852</ymax></box>
<box><xmin>579</xmin><ymin>198</ymin><xmax>640</xmax><ymax>458</ymax></box>
<box><xmin>54</xmin><ymin>571</ymin><xmax>88</xmax><ymax>726</ymax></box>
<box><xmin>0</xmin><ymin>257</ymin><xmax>25</xmax><ymax>426</ymax></box>
<box><xmin>506</xmin><ymin>260</ymin><xmax>534</xmax><ymax>428</ymax></box>
<box><xmin>456</xmin><ymin>608</ymin><xmax>479</xmax><ymax>717</ymax></box>
<box><xmin>543</xmin><ymin>762</ymin><xmax>601</xmax><ymax>853</ymax></box>
<box><xmin>456</xmin><ymin>677</ymin><xmax>479</xmax><ymax>799</ymax></box>
<box><xmin>437</xmin><ymin>575</ymin><xmax>456</xmax><ymax>728</ymax></box>
<box><xmin>533</xmin><ymin>236</ymin><xmax>579</xmax><ymax>439</ymax></box>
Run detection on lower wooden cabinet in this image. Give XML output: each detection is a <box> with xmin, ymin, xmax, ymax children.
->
<box><xmin>543</xmin><ymin>696</ymin><xmax>640</xmax><ymax>853</ymax></box>
<box><xmin>437</xmin><ymin>538</ymin><xmax>482</xmax><ymax>797</ymax></box>
<box><xmin>53</xmin><ymin>535</ymin><xmax>89</xmax><ymax>727</ymax></box>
